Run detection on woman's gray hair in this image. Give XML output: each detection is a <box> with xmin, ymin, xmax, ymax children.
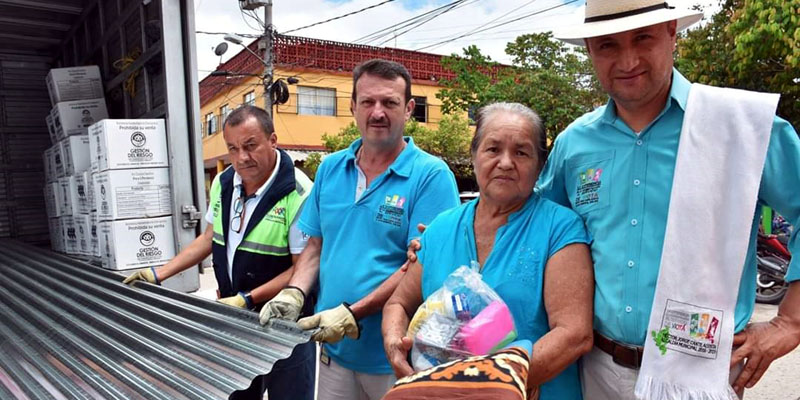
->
<box><xmin>470</xmin><ymin>102</ymin><xmax>547</xmax><ymax>168</ymax></box>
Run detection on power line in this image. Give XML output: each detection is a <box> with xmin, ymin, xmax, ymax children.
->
<box><xmin>423</xmin><ymin>0</ymin><xmax>539</xmax><ymax>46</ymax></box>
<box><xmin>238</xmin><ymin>5</ymin><xmax>263</xmax><ymax>32</ymax></box>
<box><xmin>376</xmin><ymin>0</ymin><xmax>474</xmax><ymax>46</ymax></box>
<box><xmin>282</xmin><ymin>0</ymin><xmax>396</xmax><ymax>35</ymax></box>
<box><xmin>415</xmin><ymin>0</ymin><xmax>579</xmax><ymax>51</ymax></box>
<box><xmin>352</xmin><ymin>0</ymin><xmax>473</xmax><ymax>44</ymax></box>
<box><xmin>196</xmin><ymin>31</ymin><xmax>261</xmax><ymax>37</ymax></box>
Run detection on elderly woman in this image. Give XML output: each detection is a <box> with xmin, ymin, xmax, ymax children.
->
<box><xmin>382</xmin><ymin>103</ymin><xmax>594</xmax><ymax>399</ymax></box>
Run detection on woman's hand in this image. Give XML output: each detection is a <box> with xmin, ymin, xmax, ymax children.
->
<box><xmin>384</xmin><ymin>334</ymin><xmax>415</xmax><ymax>378</ymax></box>
<box><xmin>406</xmin><ymin>224</ymin><xmax>426</xmax><ymax>263</ymax></box>
<box><xmin>382</xmin><ymin>260</ymin><xmax>424</xmax><ymax>378</ymax></box>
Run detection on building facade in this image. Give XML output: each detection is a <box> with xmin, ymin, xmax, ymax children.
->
<box><xmin>199</xmin><ymin>35</ymin><xmax>457</xmax><ymax>183</ymax></box>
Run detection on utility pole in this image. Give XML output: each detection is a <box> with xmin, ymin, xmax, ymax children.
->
<box><xmin>240</xmin><ymin>0</ymin><xmax>274</xmax><ymax>119</ymax></box>
<box><xmin>261</xmin><ymin>0</ymin><xmax>273</xmax><ymax>120</ymax></box>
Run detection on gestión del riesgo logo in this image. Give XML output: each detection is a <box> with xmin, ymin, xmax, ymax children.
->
<box><xmin>128</xmin><ymin>131</ymin><xmax>153</xmax><ymax>161</ymax></box>
<box><xmin>139</xmin><ymin>230</ymin><xmax>156</xmax><ymax>246</ymax></box>
<box><xmin>137</xmin><ymin>230</ymin><xmax>162</xmax><ymax>260</ymax></box>
<box><xmin>130</xmin><ymin>131</ymin><xmax>147</xmax><ymax>147</ymax></box>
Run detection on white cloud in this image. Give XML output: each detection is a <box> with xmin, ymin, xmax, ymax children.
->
<box><xmin>194</xmin><ymin>0</ymin><xmax>584</xmax><ymax>78</ymax></box>
<box><xmin>193</xmin><ymin>0</ymin><xmax>716</xmax><ymax>79</ymax></box>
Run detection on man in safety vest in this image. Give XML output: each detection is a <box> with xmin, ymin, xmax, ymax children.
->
<box><xmin>123</xmin><ymin>105</ymin><xmax>316</xmax><ymax>400</ymax></box>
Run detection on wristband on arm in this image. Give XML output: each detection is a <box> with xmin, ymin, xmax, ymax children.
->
<box><xmin>150</xmin><ymin>266</ymin><xmax>161</xmax><ymax>285</ymax></box>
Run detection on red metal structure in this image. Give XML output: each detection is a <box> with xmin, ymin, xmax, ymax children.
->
<box><xmin>199</xmin><ymin>34</ymin><xmax>456</xmax><ymax>106</ymax></box>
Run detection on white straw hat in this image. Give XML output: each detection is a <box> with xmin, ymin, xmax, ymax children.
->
<box><xmin>554</xmin><ymin>0</ymin><xmax>703</xmax><ymax>46</ymax></box>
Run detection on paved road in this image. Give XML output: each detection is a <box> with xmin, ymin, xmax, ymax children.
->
<box><xmin>744</xmin><ymin>303</ymin><xmax>800</xmax><ymax>400</ymax></box>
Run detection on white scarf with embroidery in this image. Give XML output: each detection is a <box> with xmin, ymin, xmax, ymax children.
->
<box><xmin>634</xmin><ymin>84</ymin><xmax>779</xmax><ymax>400</ymax></box>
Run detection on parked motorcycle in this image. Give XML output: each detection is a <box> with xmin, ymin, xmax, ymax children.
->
<box><xmin>756</xmin><ymin>231</ymin><xmax>791</xmax><ymax>304</ymax></box>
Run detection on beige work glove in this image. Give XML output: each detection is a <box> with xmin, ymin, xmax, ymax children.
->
<box><xmin>259</xmin><ymin>287</ymin><xmax>305</xmax><ymax>325</ymax></box>
<box><xmin>217</xmin><ymin>292</ymin><xmax>252</xmax><ymax>309</ymax></box>
<box><xmin>122</xmin><ymin>266</ymin><xmax>160</xmax><ymax>285</ymax></box>
<box><xmin>297</xmin><ymin>303</ymin><xmax>359</xmax><ymax>343</ymax></box>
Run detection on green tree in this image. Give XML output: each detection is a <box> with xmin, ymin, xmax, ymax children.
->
<box><xmin>303</xmin><ymin>152</ymin><xmax>322</xmax><ymax>180</ymax></box>
<box><xmin>315</xmin><ymin>116</ymin><xmax>473</xmax><ymax>180</ymax></box>
<box><xmin>677</xmin><ymin>0</ymin><xmax>800</xmax><ymax>125</ymax></box>
<box><xmin>320</xmin><ymin>122</ymin><xmax>361</xmax><ymax>152</ymax></box>
<box><xmin>437</xmin><ymin>33</ymin><xmax>605</xmax><ymax>144</ymax></box>
<box><xmin>411</xmin><ymin>114</ymin><xmax>473</xmax><ymax>179</ymax></box>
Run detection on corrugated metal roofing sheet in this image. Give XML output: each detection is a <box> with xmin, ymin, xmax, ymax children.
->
<box><xmin>0</xmin><ymin>240</ymin><xmax>312</xmax><ymax>399</ymax></box>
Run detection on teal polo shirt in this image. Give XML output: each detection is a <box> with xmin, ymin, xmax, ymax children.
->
<box><xmin>298</xmin><ymin>137</ymin><xmax>460</xmax><ymax>373</ymax></box>
<box><xmin>537</xmin><ymin>69</ymin><xmax>800</xmax><ymax>346</ymax></box>
<box><xmin>418</xmin><ymin>194</ymin><xmax>591</xmax><ymax>400</ymax></box>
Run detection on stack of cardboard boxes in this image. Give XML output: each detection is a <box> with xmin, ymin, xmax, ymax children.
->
<box><xmin>42</xmin><ymin>66</ymin><xmax>176</xmax><ymax>271</ymax></box>
<box><xmin>91</xmin><ymin>119</ymin><xmax>176</xmax><ymax>271</ymax></box>
<box><xmin>42</xmin><ymin>66</ymin><xmax>106</xmax><ymax>258</ymax></box>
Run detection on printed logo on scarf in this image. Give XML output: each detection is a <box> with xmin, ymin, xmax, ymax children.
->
<box><xmin>654</xmin><ymin>299</ymin><xmax>723</xmax><ymax>359</ymax></box>
<box><xmin>376</xmin><ymin>194</ymin><xmax>406</xmax><ymax>227</ymax></box>
<box><xmin>575</xmin><ymin>168</ymin><xmax>603</xmax><ymax>207</ymax></box>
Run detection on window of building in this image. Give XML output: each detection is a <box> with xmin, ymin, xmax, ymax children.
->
<box><xmin>205</xmin><ymin>113</ymin><xmax>217</xmax><ymax>136</ymax></box>
<box><xmin>220</xmin><ymin>104</ymin><xmax>231</xmax><ymax>125</ymax></box>
<box><xmin>297</xmin><ymin>86</ymin><xmax>336</xmax><ymax>116</ymax></box>
<box><xmin>243</xmin><ymin>91</ymin><xmax>256</xmax><ymax>107</ymax></box>
<box><xmin>412</xmin><ymin>96</ymin><xmax>427</xmax><ymax>122</ymax></box>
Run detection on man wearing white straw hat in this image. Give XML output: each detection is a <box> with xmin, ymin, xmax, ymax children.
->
<box><xmin>537</xmin><ymin>1</ymin><xmax>800</xmax><ymax>399</ymax></box>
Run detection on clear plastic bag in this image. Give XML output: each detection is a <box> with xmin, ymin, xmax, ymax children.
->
<box><xmin>408</xmin><ymin>263</ymin><xmax>518</xmax><ymax>371</ymax></box>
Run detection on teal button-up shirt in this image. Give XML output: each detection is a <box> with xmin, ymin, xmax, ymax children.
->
<box><xmin>537</xmin><ymin>69</ymin><xmax>800</xmax><ymax>346</ymax></box>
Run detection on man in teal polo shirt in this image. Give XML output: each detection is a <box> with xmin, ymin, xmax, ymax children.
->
<box><xmin>539</xmin><ymin>1</ymin><xmax>800</xmax><ymax>399</ymax></box>
<box><xmin>260</xmin><ymin>59</ymin><xmax>459</xmax><ymax>399</ymax></box>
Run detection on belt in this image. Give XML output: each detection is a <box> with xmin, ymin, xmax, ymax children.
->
<box><xmin>593</xmin><ymin>330</ymin><xmax>643</xmax><ymax>369</ymax></box>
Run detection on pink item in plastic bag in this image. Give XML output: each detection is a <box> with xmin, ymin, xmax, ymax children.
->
<box><xmin>456</xmin><ymin>300</ymin><xmax>517</xmax><ymax>355</ymax></box>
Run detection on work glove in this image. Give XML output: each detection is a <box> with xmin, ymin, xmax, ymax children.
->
<box><xmin>218</xmin><ymin>291</ymin><xmax>252</xmax><ymax>309</ymax></box>
<box><xmin>297</xmin><ymin>303</ymin><xmax>359</xmax><ymax>343</ymax></box>
<box><xmin>122</xmin><ymin>266</ymin><xmax>160</xmax><ymax>285</ymax></box>
<box><xmin>259</xmin><ymin>286</ymin><xmax>305</xmax><ymax>325</ymax></box>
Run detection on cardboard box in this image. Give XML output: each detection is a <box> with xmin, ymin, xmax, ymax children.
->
<box><xmin>90</xmin><ymin>119</ymin><xmax>168</xmax><ymax>172</ymax></box>
<box><xmin>52</xmin><ymin>99</ymin><xmax>108</xmax><ymax>138</ymax></box>
<box><xmin>98</xmin><ymin>216</ymin><xmax>175</xmax><ymax>270</ymax></box>
<box><xmin>44</xmin><ymin>183</ymin><xmax>61</xmax><ymax>218</ymax></box>
<box><xmin>52</xmin><ymin>143</ymin><xmax>65</xmax><ymax>178</ymax></box>
<box><xmin>60</xmin><ymin>135</ymin><xmax>91</xmax><ymax>176</ymax></box>
<box><xmin>62</xmin><ymin>216</ymin><xmax>79</xmax><ymax>255</ymax></box>
<box><xmin>90</xmin><ymin>212</ymin><xmax>100</xmax><ymax>259</ymax></box>
<box><xmin>74</xmin><ymin>214</ymin><xmax>91</xmax><ymax>256</ymax></box>
<box><xmin>46</xmin><ymin>66</ymin><xmax>103</xmax><ymax>105</ymax></box>
<box><xmin>49</xmin><ymin>217</ymin><xmax>64</xmax><ymax>253</ymax></box>
<box><xmin>75</xmin><ymin>173</ymin><xmax>91</xmax><ymax>214</ymax></box>
<box><xmin>43</xmin><ymin>147</ymin><xmax>54</xmax><ymax>183</ymax></box>
<box><xmin>46</xmin><ymin>113</ymin><xmax>58</xmax><ymax>144</ymax></box>
<box><xmin>94</xmin><ymin>168</ymin><xmax>172</xmax><ymax>221</ymax></box>
<box><xmin>83</xmin><ymin>171</ymin><xmax>95</xmax><ymax>211</ymax></box>
<box><xmin>57</xmin><ymin>176</ymin><xmax>79</xmax><ymax>216</ymax></box>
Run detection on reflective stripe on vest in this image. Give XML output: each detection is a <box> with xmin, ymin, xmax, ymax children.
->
<box><xmin>239</xmin><ymin>240</ymin><xmax>289</xmax><ymax>255</ymax></box>
<box><xmin>212</xmin><ymin>231</ymin><xmax>224</xmax><ymax>244</ymax></box>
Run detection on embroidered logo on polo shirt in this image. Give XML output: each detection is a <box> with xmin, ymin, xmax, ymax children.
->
<box><xmin>265</xmin><ymin>206</ymin><xmax>287</xmax><ymax>224</ymax></box>
<box><xmin>575</xmin><ymin>168</ymin><xmax>603</xmax><ymax>207</ymax></box>
<box><xmin>376</xmin><ymin>194</ymin><xmax>406</xmax><ymax>227</ymax></box>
